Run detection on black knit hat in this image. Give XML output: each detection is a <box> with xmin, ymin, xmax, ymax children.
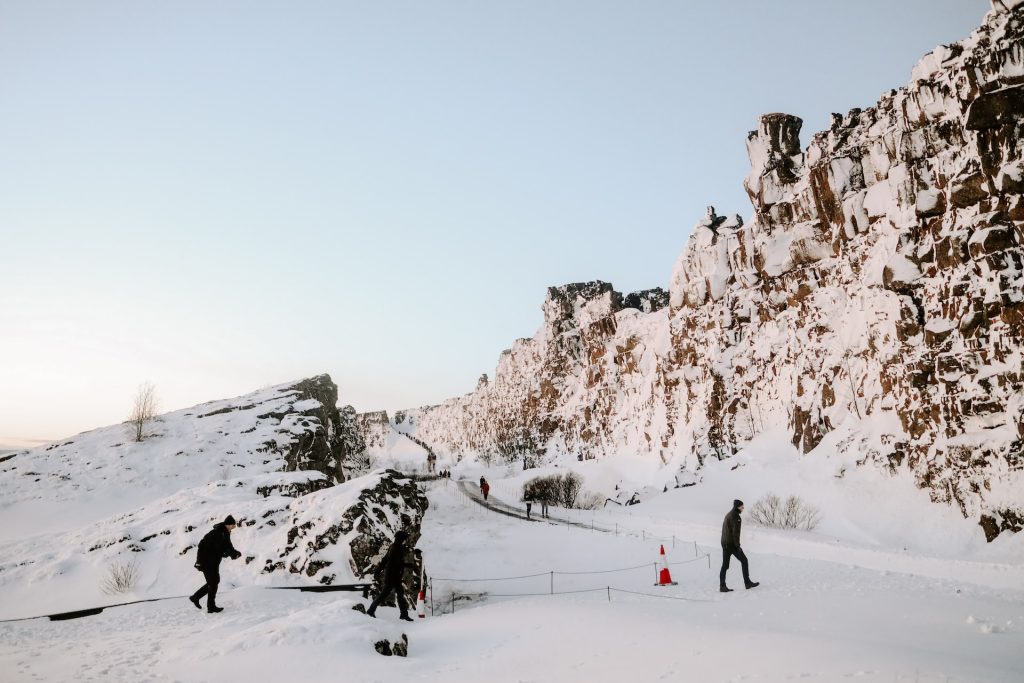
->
<box><xmin>223</xmin><ymin>515</ymin><xmax>237</xmax><ymax>526</ymax></box>
<box><xmin>733</xmin><ymin>499</ymin><xmax>744</xmax><ymax>509</ymax></box>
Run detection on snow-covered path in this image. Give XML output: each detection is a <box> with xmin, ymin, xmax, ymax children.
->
<box><xmin>2</xmin><ymin>479</ymin><xmax>1022</xmax><ymax>682</ymax></box>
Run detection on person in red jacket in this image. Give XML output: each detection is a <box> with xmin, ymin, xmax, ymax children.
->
<box><xmin>481</xmin><ymin>478</ymin><xmax>491</xmax><ymax>501</ymax></box>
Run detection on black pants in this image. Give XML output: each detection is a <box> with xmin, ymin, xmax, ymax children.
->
<box><xmin>720</xmin><ymin>545</ymin><xmax>750</xmax><ymax>587</ymax></box>
<box><xmin>368</xmin><ymin>583</ymin><xmax>409</xmax><ymax>617</ymax></box>
<box><xmin>191</xmin><ymin>568</ymin><xmax>220</xmax><ymax>608</ymax></box>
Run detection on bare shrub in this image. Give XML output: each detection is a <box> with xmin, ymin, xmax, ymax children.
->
<box><xmin>128</xmin><ymin>382</ymin><xmax>158</xmax><ymax>442</ymax></box>
<box><xmin>102</xmin><ymin>560</ymin><xmax>139</xmax><ymax>595</ymax></box>
<box><xmin>522</xmin><ymin>472</ymin><xmax>599</xmax><ymax>509</ymax></box>
<box><xmin>576</xmin><ymin>491</ymin><xmax>605</xmax><ymax>510</ymax></box>
<box><xmin>749</xmin><ymin>493</ymin><xmax>821</xmax><ymax>531</ymax></box>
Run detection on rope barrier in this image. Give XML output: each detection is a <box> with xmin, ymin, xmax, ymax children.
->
<box><xmin>609</xmin><ymin>588</ymin><xmax>712</xmax><ymax>603</ymax></box>
<box><xmin>430</xmin><ymin>571</ymin><xmax>551</xmax><ymax>583</ymax></box>
<box><xmin>547</xmin><ymin>562</ymin><xmax>654</xmax><ymax>576</ymax></box>
<box><xmin>455</xmin><ymin>587</ymin><xmax>610</xmax><ymax>599</ymax></box>
<box><xmin>441</xmin><ymin>585</ymin><xmax>712</xmax><ymax>605</ymax></box>
<box><xmin>0</xmin><ymin>583</ymin><xmax>373</xmax><ymax>624</ymax></box>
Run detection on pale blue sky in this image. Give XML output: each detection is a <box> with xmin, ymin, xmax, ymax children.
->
<box><xmin>0</xmin><ymin>0</ymin><xmax>988</xmax><ymax>445</ymax></box>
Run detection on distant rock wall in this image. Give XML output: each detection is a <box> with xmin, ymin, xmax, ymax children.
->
<box><xmin>402</xmin><ymin>6</ymin><xmax>1024</xmax><ymax>538</ymax></box>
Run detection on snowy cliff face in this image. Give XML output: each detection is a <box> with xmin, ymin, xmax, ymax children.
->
<box><xmin>402</xmin><ymin>281</ymin><xmax>672</xmax><ymax>467</ymax></box>
<box><xmin>403</xmin><ymin>6</ymin><xmax>1024</xmax><ymax>538</ymax></box>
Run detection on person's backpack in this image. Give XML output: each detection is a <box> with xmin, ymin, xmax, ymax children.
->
<box><xmin>194</xmin><ymin>529</ymin><xmax>213</xmax><ymax>571</ymax></box>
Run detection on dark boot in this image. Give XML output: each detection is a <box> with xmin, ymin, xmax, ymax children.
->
<box><xmin>208</xmin><ymin>605</ymin><xmax>224</xmax><ymax>613</ymax></box>
<box><xmin>189</xmin><ymin>594</ymin><xmax>202</xmax><ymax>610</ymax></box>
<box><xmin>720</xmin><ymin>585</ymin><xmax>733</xmax><ymax>593</ymax></box>
<box><xmin>745</xmin><ymin>581</ymin><xmax>760</xmax><ymax>589</ymax></box>
<box><xmin>400</xmin><ymin>614</ymin><xmax>414</xmax><ymax>622</ymax></box>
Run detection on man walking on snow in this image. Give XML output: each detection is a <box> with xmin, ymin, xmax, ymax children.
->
<box><xmin>720</xmin><ymin>499</ymin><xmax>759</xmax><ymax>593</ymax></box>
<box><xmin>367</xmin><ymin>530</ymin><xmax>416</xmax><ymax>622</ymax></box>
<box><xmin>190</xmin><ymin>515</ymin><xmax>242</xmax><ymax>613</ymax></box>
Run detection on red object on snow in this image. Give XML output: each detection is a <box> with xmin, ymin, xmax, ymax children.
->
<box><xmin>656</xmin><ymin>544</ymin><xmax>677</xmax><ymax>586</ymax></box>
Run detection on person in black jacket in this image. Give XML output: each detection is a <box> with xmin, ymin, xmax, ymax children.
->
<box><xmin>720</xmin><ymin>500</ymin><xmax>759</xmax><ymax>592</ymax></box>
<box><xmin>366</xmin><ymin>530</ymin><xmax>415</xmax><ymax>621</ymax></box>
<box><xmin>189</xmin><ymin>515</ymin><xmax>242</xmax><ymax>613</ymax></box>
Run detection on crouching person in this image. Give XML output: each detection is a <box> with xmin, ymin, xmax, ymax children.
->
<box><xmin>190</xmin><ymin>514</ymin><xmax>242</xmax><ymax>613</ymax></box>
<box><xmin>367</xmin><ymin>530</ymin><xmax>416</xmax><ymax>622</ymax></box>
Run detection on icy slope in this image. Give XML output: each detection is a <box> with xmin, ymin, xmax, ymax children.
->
<box><xmin>397</xmin><ymin>4</ymin><xmax>1024</xmax><ymax>539</ymax></box>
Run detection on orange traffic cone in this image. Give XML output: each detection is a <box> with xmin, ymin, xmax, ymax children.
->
<box><xmin>655</xmin><ymin>544</ymin><xmax>677</xmax><ymax>586</ymax></box>
<box><xmin>417</xmin><ymin>588</ymin><xmax>426</xmax><ymax>618</ymax></box>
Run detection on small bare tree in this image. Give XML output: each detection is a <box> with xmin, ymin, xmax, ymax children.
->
<box><xmin>102</xmin><ymin>559</ymin><xmax>139</xmax><ymax>595</ymax></box>
<box><xmin>129</xmin><ymin>382</ymin><xmax>158</xmax><ymax>442</ymax></box>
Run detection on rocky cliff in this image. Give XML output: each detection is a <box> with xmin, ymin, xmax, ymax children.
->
<box><xmin>401</xmin><ymin>4</ymin><xmax>1024</xmax><ymax>538</ymax></box>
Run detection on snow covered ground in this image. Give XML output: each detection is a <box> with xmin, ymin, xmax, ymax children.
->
<box><xmin>2</xmin><ymin>471</ymin><xmax>1022</xmax><ymax>682</ymax></box>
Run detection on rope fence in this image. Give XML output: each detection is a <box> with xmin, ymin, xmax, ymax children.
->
<box><xmin>439</xmin><ymin>585</ymin><xmax>714</xmax><ymax>613</ymax></box>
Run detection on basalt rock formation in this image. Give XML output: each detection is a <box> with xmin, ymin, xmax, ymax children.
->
<box><xmin>400</xmin><ymin>4</ymin><xmax>1024</xmax><ymax>539</ymax></box>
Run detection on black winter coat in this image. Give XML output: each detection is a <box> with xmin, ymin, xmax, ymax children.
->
<box><xmin>378</xmin><ymin>541</ymin><xmax>412</xmax><ymax>586</ymax></box>
<box><xmin>721</xmin><ymin>508</ymin><xmax>742</xmax><ymax>548</ymax></box>
<box><xmin>196</xmin><ymin>523</ymin><xmax>239</xmax><ymax>570</ymax></box>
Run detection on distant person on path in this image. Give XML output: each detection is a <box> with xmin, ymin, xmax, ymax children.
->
<box><xmin>525</xmin><ymin>496</ymin><xmax>533</xmax><ymax>520</ymax></box>
<box><xmin>481</xmin><ymin>478</ymin><xmax>490</xmax><ymax>501</ymax></box>
<box><xmin>540</xmin><ymin>495</ymin><xmax>549</xmax><ymax>519</ymax></box>
<box><xmin>367</xmin><ymin>530</ymin><xmax>415</xmax><ymax>622</ymax></box>
<box><xmin>720</xmin><ymin>499</ymin><xmax>759</xmax><ymax>593</ymax></box>
<box><xmin>190</xmin><ymin>515</ymin><xmax>242</xmax><ymax>613</ymax></box>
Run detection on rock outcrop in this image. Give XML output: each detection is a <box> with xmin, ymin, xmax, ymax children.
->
<box><xmin>261</xmin><ymin>469</ymin><xmax>428</xmax><ymax>588</ymax></box>
<box><xmin>400</xmin><ymin>6</ymin><xmax>1024</xmax><ymax>538</ymax></box>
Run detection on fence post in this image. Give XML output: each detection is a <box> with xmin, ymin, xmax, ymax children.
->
<box><xmin>694</xmin><ymin>541</ymin><xmax>698</xmax><ymax>558</ymax></box>
<box><xmin>430</xmin><ymin>578</ymin><xmax>434</xmax><ymax>617</ymax></box>
<box><xmin>642</xmin><ymin>529</ymin><xmax>645</xmax><ymax>542</ymax></box>
<box><xmin>452</xmin><ymin>592</ymin><xmax>456</xmax><ymax>614</ymax></box>
<box><xmin>707</xmin><ymin>553</ymin><xmax>711</xmax><ymax>569</ymax></box>
<box><xmin>607</xmin><ymin>586</ymin><xmax>610</xmax><ymax>602</ymax></box>
<box><xmin>615</xmin><ymin>523</ymin><xmax>618</xmax><ymax>536</ymax></box>
<box><xmin>672</xmin><ymin>535</ymin><xmax>676</xmax><ymax>549</ymax></box>
<box><xmin>550</xmin><ymin>571</ymin><xmax>554</xmax><ymax>595</ymax></box>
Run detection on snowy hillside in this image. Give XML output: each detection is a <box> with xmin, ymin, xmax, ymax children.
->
<box><xmin>0</xmin><ymin>376</ymin><xmax>427</xmax><ymax>621</ymax></box>
<box><xmin>393</xmin><ymin>3</ymin><xmax>1024</xmax><ymax>540</ymax></box>
<box><xmin>3</xmin><ymin>476</ymin><xmax>1022</xmax><ymax>682</ymax></box>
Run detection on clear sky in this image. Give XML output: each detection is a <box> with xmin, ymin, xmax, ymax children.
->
<box><xmin>0</xmin><ymin>0</ymin><xmax>989</xmax><ymax>446</ymax></box>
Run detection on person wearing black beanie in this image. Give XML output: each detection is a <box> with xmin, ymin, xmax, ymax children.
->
<box><xmin>190</xmin><ymin>515</ymin><xmax>242</xmax><ymax>613</ymax></box>
<box><xmin>720</xmin><ymin>499</ymin><xmax>759</xmax><ymax>592</ymax></box>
